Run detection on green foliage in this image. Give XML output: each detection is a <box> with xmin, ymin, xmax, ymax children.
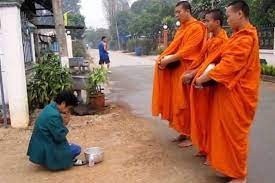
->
<box><xmin>191</xmin><ymin>0</ymin><xmax>274</xmax><ymax>26</ymax></box>
<box><xmin>63</xmin><ymin>0</ymin><xmax>81</xmax><ymax>14</ymax></box>
<box><xmin>162</xmin><ymin>16</ymin><xmax>176</xmax><ymax>30</ymax></box>
<box><xmin>27</xmin><ymin>53</ymin><xmax>73</xmax><ymax>110</ymax></box>
<box><xmin>128</xmin><ymin>0</ymin><xmax>177</xmax><ymax>37</ymax></box>
<box><xmin>72</xmin><ymin>40</ymin><xmax>87</xmax><ymax>57</ymax></box>
<box><xmin>126</xmin><ymin>39</ymin><xmax>158</xmax><ymax>55</ymax></box>
<box><xmin>191</xmin><ymin>0</ymin><xmax>222</xmax><ymax>19</ymax></box>
<box><xmin>84</xmin><ymin>28</ymin><xmax>109</xmax><ymax>48</ymax></box>
<box><xmin>87</xmin><ymin>67</ymin><xmax>108</xmax><ymax>95</ymax></box>
<box><xmin>67</xmin><ymin>13</ymin><xmax>86</xmax><ymax>40</ymax></box>
<box><xmin>103</xmin><ymin>0</ymin><xmax>178</xmax><ymax>44</ymax></box>
<box><xmin>267</xmin><ymin>5</ymin><xmax>275</xmax><ymax>24</ymax></box>
<box><xmin>117</xmin><ymin>11</ymin><xmax>132</xmax><ymax>36</ymax></box>
<box><xmin>262</xmin><ymin>64</ymin><xmax>275</xmax><ymax>76</ymax></box>
<box><xmin>126</xmin><ymin>39</ymin><xmax>136</xmax><ymax>52</ymax></box>
<box><xmin>137</xmin><ymin>39</ymin><xmax>158</xmax><ymax>55</ymax></box>
<box><xmin>110</xmin><ymin>40</ymin><xmax>119</xmax><ymax>50</ymax></box>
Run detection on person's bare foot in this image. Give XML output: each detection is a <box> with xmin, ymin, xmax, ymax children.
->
<box><xmin>215</xmin><ymin>172</ymin><xmax>229</xmax><ymax>178</ymax></box>
<box><xmin>194</xmin><ymin>151</ymin><xmax>206</xmax><ymax>157</ymax></box>
<box><xmin>171</xmin><ymin>135</ymin><xmax>186</xmax><ymax>142</ymax></box>
<box><xmin>178</xmin><ymin>139</ymin><xmax>192</xmax><ymax>148</ymax></box>
<box><xmin>228</xmin><ymin>178</ymin><xmax>247</xmax><ymax>183</ymax></box>
<box><xmin>203</xmin><ymin>159</ymin><xmax>210</xmax><ymax>166</ymax></box>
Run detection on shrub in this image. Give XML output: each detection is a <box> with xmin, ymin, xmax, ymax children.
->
<box><xmin>126</xmin><ymin>38</ymin><xmax>158</xmax><ymax>55</ymax></box>
<box><xmin>72</xmin><ymin>40</ymin><xmax>87</xmax><ymax>58</ymax></box>
<box><xmin>109</xmin><ymin>40</ymin><xmax>119</xmax><ymax>51</ymax></box>
<box><xmin>27</xmin><ymin>52</ymin><xmax>73</xmax><ymax>110</ymax></box>
<box><xmin>127</xmin><ymin>39</ymin><xmax>136</xmax><ymax>52</ymax></box>
<box><xmin>137</xmin><ymin>39</ymin><xmax>158</xmax><ymax>55</ymax></box>
<box><xmin>261</xmin><ymin>64</ymin><xmax>275</xmax><ymax>76</ymax></box>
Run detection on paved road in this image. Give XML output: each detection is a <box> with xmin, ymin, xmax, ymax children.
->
<box><xmin>90</xmin><ymin>49</ymin><xmax>275</xmax><ymax>183</ymax></box>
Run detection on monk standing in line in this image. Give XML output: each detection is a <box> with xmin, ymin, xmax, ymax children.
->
<box><xmin>152</xmin><ymin>1</ymin><xmax>206</xmax><ymax>147</ymax></box>
<box><xmin>183</xmin><ymin>9</ymin><xmax>228</xmax><ymax>158</ymax></box>
<box><xmin>195</xmin><ymin>1</ymin><xmax>260</xmax><ymax>182</ymax></box>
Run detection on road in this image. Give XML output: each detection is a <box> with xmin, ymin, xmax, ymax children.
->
<box><xmin>90</xmin><ymin>49</ymin><xmax>275</xmax><ymax>183</ymax></box>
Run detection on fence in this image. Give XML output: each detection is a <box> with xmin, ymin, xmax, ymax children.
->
<box><xmin>258</xmin><ymin>26</ymin><xmax>274</xmax><ymax>50</ymax></box>
<box><xmin>21</xmin><ymin>12</ymin><xmax>34</xmax><ymax>65</ymax></box>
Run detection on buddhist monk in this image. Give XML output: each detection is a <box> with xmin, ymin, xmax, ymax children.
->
<box><xmin>195</xmin><ymin>1</ymin><xmax>260</xmax><ymax>182</ymax></box>
<box><xmin>152</xmin><ymin>1</ymin><xmax>206</xmax><ymax>147</ymax></box>
<box><xmin>182</xmin><ymin>9</ymin><xmax>228</xmax><ymax>158</ymax></box>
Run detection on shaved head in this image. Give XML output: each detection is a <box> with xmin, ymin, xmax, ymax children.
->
<box><xmin>227</xmin><ymin>0</ymin><xmax>250</xmax><ymax>18</ymax></box>
<box><xmin>176</xmin><ymin>1</ymin><xmax>192</xmax><ymax>14</ymax></box>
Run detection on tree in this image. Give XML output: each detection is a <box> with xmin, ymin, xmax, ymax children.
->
<box><xmin>84</xmin><ymin>28</ymin><xmax>110</xmax><ymax>48</ymax></box>
<box><xmin>63</xmin><ymin>0</ymin><xmax>81</xmax><ymax>14</ymax></box>
<box><xmin>52</xmin><ymin>0</ymin><xmax>69</xmax><ymax>66</ymax></box>
<box><xmin>67</xmin><ymin>13</ymin><xmax>86</xmax><ymax>40</ymax></box>
<box><xmin>103</xmin><ymin>0</ymin><xmax>130</xmax><ymax>50</ymax></box>
<box><xmin>128</xmin><ymin>0</ymin><xmax>177</xmax><ymax>37</ymax></box>
<box><xmin>191</xmin><ymin>0</ymin><xmax>275</xmax><ymax>26</ymax></box>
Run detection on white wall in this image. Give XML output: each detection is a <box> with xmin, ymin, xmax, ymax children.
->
<box><xmin>0</xmin><ymin>5</ymin><xmax>29</xmax><ymax>128</ymax></box>
<box><xmin>0</xmin><ymin>23</ymin><xmax>9</xmax><ymax>105</ymax></box>
<box><xmin>260</xmin><ymin>49</ymin><xmax>275</xmax><ymax>66</ymax></box>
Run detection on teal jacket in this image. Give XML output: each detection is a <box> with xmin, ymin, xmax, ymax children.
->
<box><xmin>27</xmin><ymin>103</ymin><xmax>73</xmax><ymax>170</ymax></box>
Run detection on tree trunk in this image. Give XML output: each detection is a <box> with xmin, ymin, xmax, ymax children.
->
<box><xmin>52</xmin><ymin>0</ymin><xmax>69</xmax><ymax>67</ymax></box>
<box><xmin>115</xmin><ymin>15</ymin><xmax>121</xmax><ymax>50</ymax></box>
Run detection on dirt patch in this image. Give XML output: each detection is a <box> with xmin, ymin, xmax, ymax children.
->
<box><xmin>0</xmin><ymin>106</ymin><xmax>180</xmax><ymax>183</ymax></box>
<box><xmin>0</xmin><ymin>105</ymin><xmax>223</xmax><ymax>183</ymax></box>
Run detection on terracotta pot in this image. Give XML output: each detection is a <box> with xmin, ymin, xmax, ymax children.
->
<box><xmin>89</xmin><ymin>93</ymin><xmax>105</xmax><ymax>109</ymax></box>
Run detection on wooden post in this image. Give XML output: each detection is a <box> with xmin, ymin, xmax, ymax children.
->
<box><xmin>52</xmin><ymin>0</ymin><xmax>69</xmax><ymax>67</ymax></box>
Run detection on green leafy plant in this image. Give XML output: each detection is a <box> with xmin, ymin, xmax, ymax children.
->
<box><xmin>261</xmin><ymin>64</ymin><xmax>275</xmax><ymax>76</ymax></box>
<box><xmin>27</xmin><ymin>52</ymin><xmax>73</xmax><ymax>110</ymax></box>
<box><xmin>127</xmin><ymin>39</ymin><xmax>137</xmax><ymax>52</ymax></box>
<box><xmin>87</xmin><ymin>67</ymin><xmax>108</xmax><ymax>96</ymax></box>
<box><xmin>131</xmin><ymin>39</ymin><xmax>157</xmax><ymax>55</ymax></box>
<box><xmin>72</xmin><ymin>40</ymin><xmax>87</xmax><ymax>58</ymax></box>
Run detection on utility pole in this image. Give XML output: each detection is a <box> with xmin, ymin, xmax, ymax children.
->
<box><xmin>52</xmin><ymin>0</ymin><xmax>69</xmax><ymax>67</ymax></box>
<box><xmin>114</xmin><ymin>0</ymin><xmax>121</xmax><ymax>50</ymax></box>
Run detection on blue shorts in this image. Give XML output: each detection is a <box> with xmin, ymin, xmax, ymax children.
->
<box><xmin>99</xmin><ymin>59</ymin><xmax>110</xmax><ymax>64</ymax></box>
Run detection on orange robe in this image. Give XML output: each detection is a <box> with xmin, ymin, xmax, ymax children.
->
<box><xmin>152</xmin><ymin>18</ymin><xmax>207</xmax><ymax>136</ymax></box>
<box><xmin>190</xmin><ymin>29</ymin><xmax>228</xmax><ymax>154</ymax></box>
<box><xmin>207</xmin><ymin>24</ymin><xmax>260</xmax><ymax>178</ymax></box>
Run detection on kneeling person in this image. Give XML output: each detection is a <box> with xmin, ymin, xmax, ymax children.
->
<box><xmin>27</xmin><ymin>91</ymin><xmax>86</xmax><ymax>171</ymax></box>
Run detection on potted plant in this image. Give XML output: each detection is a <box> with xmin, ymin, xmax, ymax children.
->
<box><xmin>86</xmin><ymin>67</ymin><xmax>108</xmax><ymax>109</ymax></box>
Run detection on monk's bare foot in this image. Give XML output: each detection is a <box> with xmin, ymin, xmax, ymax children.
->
<box><xmin>228</xmin><ymin>178</ymin><xmax>247</xmax><ymax>183</ymax></box>
<box><xmin>194</xmin><ymin>151</ymin><xmax>206</xmax><ymax>157</ymax></box>
<box><xmin>178</xmin><ymin>139</ymin><xmax>192</xmax><ymax>148</ymax></box>
<box><xmin>171</xmin><ymin>135</ymin><xmax>186</xmax><ymax>142</ymax></box>
<box><xmin>203</xmin><ymin>160</ymin><xmax>210</xmax><ymax>166</ymax></box>
<box><xmin>215</xmin><ymin>172</ymin><xmax>230</xmax><ymax>178</ymax></box>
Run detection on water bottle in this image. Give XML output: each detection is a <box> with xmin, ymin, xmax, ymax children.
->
<box><xmin>88</xmin><ymin>155</ymin><xmax>95</xmax><ymax>167</ymax></box>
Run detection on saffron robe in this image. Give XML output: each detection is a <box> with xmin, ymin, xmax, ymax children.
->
<box><xmin>152</xmin><ymin>18</ymin><xmax>207</xmax><ymax>135</ymax></box>
<box><xmin>207</xmin><ymin>23</ymin><xmax>260</xmax><ymax>178</ymax></box>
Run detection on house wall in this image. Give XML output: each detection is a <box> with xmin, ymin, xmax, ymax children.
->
<box><xmin>0</xmin><ymin>4</ymin><xmax>29</xmax><ymax>128</ymax></box>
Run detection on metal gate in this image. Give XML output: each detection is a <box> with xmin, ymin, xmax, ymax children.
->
<box><xmin>21</xmin><ymin>12</ymin><xmax>34</xmax><ymax>64</ymax></box>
